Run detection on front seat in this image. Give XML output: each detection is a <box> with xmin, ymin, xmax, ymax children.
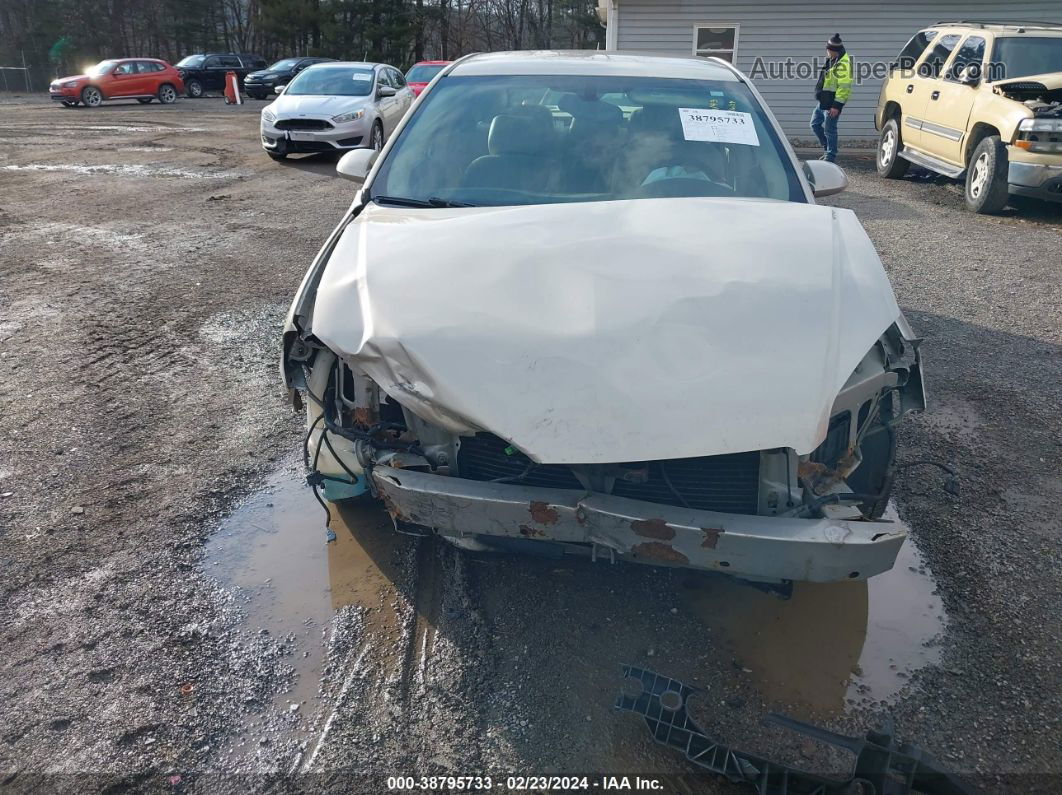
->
<box><xmin>461</xmin><ymin>112</ymin><xmax>558</xmax><ymax>194</ymax></box>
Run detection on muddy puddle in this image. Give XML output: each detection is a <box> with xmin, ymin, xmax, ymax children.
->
<box><xmin>2</xmin><ymin>163</ymin><xmax>244</xmax><ymax>179</ymax></box>
<box><xmin>204</xmin><ymin>463</ymin><xmax>407</xmax><ymax>725</ymax></box>
<box><xmin>680</xmin><ymin>504</ymin><xmax>947</xmax><ymax>714</ymax></box>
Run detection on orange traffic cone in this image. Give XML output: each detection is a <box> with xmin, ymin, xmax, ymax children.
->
<box><xmin>223</xmin><ymin>71</ymin><xmax>242</xmax><ymax>105</ymax></box>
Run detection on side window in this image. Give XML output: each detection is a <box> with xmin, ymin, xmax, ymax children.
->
<box><xmin>115</xmin><ymin>62</ymin><xmax>137</xmax><ymax>75</ymax></box>
<box><xmin>377</xmin><ymin>69</ymin><xmax>394</xmax><ymax>88</ymax></box>
<box><xmin>219</xmin><ymin>56</ymin><xmax>241</xmax><ymax>68</ymax></box>
<box><xmin>391</xmin><ymin>68</ymin><xmax>406</xmax><ymax>88</ymax></box>
<box><xmin>946</xmin><ymin>36</ymin><xmax>986</xmax><ymax>81</ymax></box>
<box><xmin>693</xmin><ymin>24</ymin><xmax>739</xmax><ymax>62</ymax></box>
<box><xmin>136</xmin><ymin>61</ymin><xmax>160</xmax><ymax>73</ymax></box>
<box><xmin>895</xmin><ymin>30</ymin><xmax>937</xmax><ymax>70</ymax></box>
<box><xmin>203</xmin><ymin>56</ymin><xmax>221</xmax><ymax>69</ymax></box>
<box><xmin>920</xmin><ymin>34</ymin><xmax>960</xmax><ymax>78</ymax></box>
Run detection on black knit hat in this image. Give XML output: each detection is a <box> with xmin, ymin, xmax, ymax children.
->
<box><xmin>826</xmin><ymin>33</ymin><xmax>844</xmax><ymax>51</ymax></box>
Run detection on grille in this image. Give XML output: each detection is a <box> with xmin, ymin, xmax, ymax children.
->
<box><xmin>274</xmin><ymin>118</ymin><xmax>333</xmax><ymax>131</ymax></box>
<box><xmin>456</xmin><ymin>434</ymin><xmax>761</xmax><ymax>515</ymax></box>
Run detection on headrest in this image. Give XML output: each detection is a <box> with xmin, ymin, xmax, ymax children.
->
<box><xmin>628</xmin><ymin>105</ymin><xmax>684</xmax><ymax>141</ymax></box>
<box><xmin>557</xmin><ymin>94</ymin><xmax>623</xmax><ymax>125</ymax></box>
<box><xmin>487</xmin><ymin>113</ymin><xmax>554</xmax><ymax>157</ymax></box>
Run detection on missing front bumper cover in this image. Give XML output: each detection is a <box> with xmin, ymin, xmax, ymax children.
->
<box><xmin>371</xmin><ymin>465</ymin><xmax>905</xmax><ymax>583</ymax></box>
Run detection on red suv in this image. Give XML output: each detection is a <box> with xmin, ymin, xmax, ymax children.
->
<box><xmin>404</xmin><ymin>60</ymin><xmax>451</xmax><ymax>96</ymax></box>
<box><xmin>50</xmin><ymin>59</ymin><xmax>184</xmax><ymax>108</ymax></box>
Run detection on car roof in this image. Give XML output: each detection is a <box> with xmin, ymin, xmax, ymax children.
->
<box><xmin>928</xmin><ymin>21</ymin><xmax>1062</xmax><ymax>36</ymax></box>
<box><xmin>308</xmin><ymin>61</ymin><xmax>382</xmax><ymax>69</ymax></box>
<box><xmin>449</xmin><ymin>50</ymin><xmax>741</xmax><ymax>81</ymax></box>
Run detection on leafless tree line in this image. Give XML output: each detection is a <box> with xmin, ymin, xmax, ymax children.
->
<box><xmin>0</xmin><ymin>0</ymin><xmax>603</xmax><ymax>88</ymax></box>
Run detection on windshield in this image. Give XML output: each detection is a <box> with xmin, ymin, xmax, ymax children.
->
<box><xmin>370</xmin><ymin>74</ymin><xmax>803</xmax><ymax>207</ymax></box>
<box><xmin>406</xmin><ymin>64</ymin><xmax>446</xmax><ymax>83</ymax></box>
<box><xmin>991</xmin><ymin>37</ymin><xmax>1062</xmax><ymax>80</ymax></box>
<box><xmin>87</xmin><ymin>60</ymin><xmax>118</xmax><ymax>76</ymax></box>
<box><xmin>285</xmin><ymin>66</ymin><xmax>375</xmax><ymax>96</ymax></box>
<box><xmin>176</xmin><ymin>55</ymin><xmax>204</xmax><ymax>68</ymax></box>
<box><xmin>268</xmin><ymin>59</ymin><xmax>300</xmax><ymax>72</ymax></box>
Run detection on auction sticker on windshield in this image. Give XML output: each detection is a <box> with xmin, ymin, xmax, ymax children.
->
<box><xmin>678</xmin><ymin>108</ymin><xmax>759</xmax><ymax>146</ymax></box>
<box><xmin>352</xmin><ymin>73</ymin><xmax>372</xmax><ymax>81</ymax></box>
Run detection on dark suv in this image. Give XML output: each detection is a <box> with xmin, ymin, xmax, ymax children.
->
<box><xmin>243</xmin><ymin>57</ymin><xmax>336</xmax><ymax>99</ymax></box>
<box><xmin>175</xmin><ymin>53</ymin><xmax>267</xmax><ymax>97</ymax></box>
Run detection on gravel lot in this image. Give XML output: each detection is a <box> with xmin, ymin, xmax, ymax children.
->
<box><xmin>0</xmin><ymin>95</ymin><xmax>1059</xmax><ymax>794</ymax></box>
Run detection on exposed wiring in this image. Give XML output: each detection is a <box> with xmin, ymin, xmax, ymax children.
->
<box><xmin>303</xmin><ymin>412</ymin><xmax>324</xmax><ymax>470</ymax></box>
<box><xmin>894</xmin><ymin>459</ymin><xmax>956</xmax><ymax>476</ymax></box>
<box><xmin>490</xmin><ymin>462</ymin><xmax>536</xmax><ymax>484</ymax></box>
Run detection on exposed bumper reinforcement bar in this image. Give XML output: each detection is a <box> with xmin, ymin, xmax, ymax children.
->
<box><xmin>371</xmin><ymin>465</ymin><xmax>906</xmax><ymax>583</ymax></box>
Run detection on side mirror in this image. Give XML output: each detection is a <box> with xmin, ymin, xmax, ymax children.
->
<box><xmin>377</xmin><ymin>85</ymin><xmax>397</xmax><ymax>98</ymax></box>
<box><xmin>336</xmin><ymin>148</ymin><xmax>378</xmax><ymax>183</ymax></box>
<box><xmin>957</xmin><ymin>64</ymin><xmax>980</xmax><ymax>86</ymax></box>
<box><xmin>274</xmin><ymin>84</ymin><xmax>285</xmax><ymax>95</ymax></box>
<box><xmin>803</xmin><ymin>159</ymin><xmax>848</xmax><ymax>198</ymax></box>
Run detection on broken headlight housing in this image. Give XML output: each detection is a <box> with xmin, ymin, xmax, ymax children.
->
<box><xmin>1015</xmin><ymin>118</ymin><xmax>1062</xmax><ymax>153</ymax></box>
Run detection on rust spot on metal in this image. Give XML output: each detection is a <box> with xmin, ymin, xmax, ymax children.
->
<box><xmin>631</xmin><ymin>541</ymin><xmax>689</xmax><ymax>565</ymax></box>
<box><xmin>529</xmin><ymin>501</ymin><xmax>560</xmax><ymax>525</ymax></box>
<box><xmin>798</xmin><ymin>460</ymin><xmax>828</xmax><ymax>481</ymax></box>
<box><xmin>353</xmin><ymin>406</ymin><xmax>377</xmax><ymax>425</ymax></box>
<box><xmin>701</xmin><ymin>527</ymin><xmax>724</xmax><ymax>549</ymax></box>
<box><xmin>519</xmin><ymin>524</ymin><xmax>544</xmax><ymax>538</ymax></box>
<box><xmin>631</xmin><ymin>518</ymin><xmax>674</xmax><ymax>540</ymax></box>
<box><xmin>380</xmin><ymin>492</ymin><xmax>405</xmax><ymax>521</ymax></box>
<box><xmin>632</xmin><ymin>518</ymin><xmax>674</xmax><ymax>540</ymax></box>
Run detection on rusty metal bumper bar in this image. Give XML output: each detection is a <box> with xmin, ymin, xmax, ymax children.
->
<box><xmin>371</xmin><ymin>465</ymin><xmax>906</xmax><ymax>583</ymax></box>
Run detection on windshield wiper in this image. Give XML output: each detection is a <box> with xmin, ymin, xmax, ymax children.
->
<box><xmin>373</xmin><ymin>195</ymin><xmax>477</xmax><ymax>208</ymax></box>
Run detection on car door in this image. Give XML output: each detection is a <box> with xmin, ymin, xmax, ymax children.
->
<box><xmin>108</xmin><ymin>61</ymin><xmax>142</xmax><ymax>96</ymax></box>
<box><xmin>136</xmin><ymin>61</ymin><xmax>163</xmax><ymax>94</ymax></box>
<box><xmin>375</xmin><ymin>69</ymin><xmax>399</xmax><ymax>134</ymax></box>
<box><xmin>905</xmin><ymin>33</ymin><xmax>961</xmax><ymax>154</ymax></box>
<box><xmin>919</xmin><ymin>35</ymin><xmax>985</xmax><ymax>165</ymax></box>
<box><xmin>390</xmin><ymin>67</ymin><xmax>414</xmax><ymax>115</ymax></box>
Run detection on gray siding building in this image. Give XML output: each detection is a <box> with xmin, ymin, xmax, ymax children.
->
<box><xmin>601</xmin><ymin>0</ymin><xmax>1062</xmax><ymax>142</ymax></box>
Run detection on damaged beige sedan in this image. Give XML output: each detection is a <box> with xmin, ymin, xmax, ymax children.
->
<box><xmin>281</xmin><ymin>51</ymin><xmax>927</xmax><ymax>585</ymax></box>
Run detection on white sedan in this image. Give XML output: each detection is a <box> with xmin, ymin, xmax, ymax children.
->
<box><xmin>281</xmin><ymin>51</ymin><xmax>927</xmax><ymax>585</ymax></box>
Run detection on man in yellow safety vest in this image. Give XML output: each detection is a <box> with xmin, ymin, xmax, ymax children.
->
<box><xmin>811</xmin><ymin>33</ymin><xmax>853</xmax><ymax>162</ymax></box>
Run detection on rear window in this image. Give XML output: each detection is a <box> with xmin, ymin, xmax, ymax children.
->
<box><xmin>406</xmin><ymin>64</ymin><xmax>446</xmax><ymax>83</ymax></box>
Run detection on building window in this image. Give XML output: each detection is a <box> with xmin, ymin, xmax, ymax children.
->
<box><xmin>693</xmin><ymin>25</ymin><xmax>739</xmax><ymax>62</ymax></box>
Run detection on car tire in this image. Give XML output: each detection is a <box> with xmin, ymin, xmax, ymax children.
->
<box><xmin>137</xmin><ymin>97</ymin><xmax>153</xmax><ymax>104</ymax></box>
<box><xmin>965</xmin><ymin>135</ymin><xmax>1010</xmax><ymax>214</ymax></box>
<box><xmin>876</xmin><ymin>117</ymin><xmax>909</xmax><ymax>179</ymax></box>
<box><xmin>80</xmin><ymin>86</ymin><xmax>103</xmax><ymax>107</ymax></box>
<box><xmin>370</xmin><ymin>121</ymin><xmax>384</xmax><ymax>152</ymax></box>
<box><xmin>186</xmin><ymin>79</ymin><xmax>203</xmax><ymax>98</ymax></box>
<box><xmin>157</xmin><ymin>83</ymin><xmax>177</xmax><ymax>104</ymax></box>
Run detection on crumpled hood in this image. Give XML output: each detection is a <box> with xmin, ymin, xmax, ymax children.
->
<box><xmin>274</xmin><ymin>94</ymin><xmax>370</xmax><ymax>117</ymax></box>
<box><xmin>311</xmin><ymin>198</ymin><xmax>904</xmax><ymax>464</ymax></box>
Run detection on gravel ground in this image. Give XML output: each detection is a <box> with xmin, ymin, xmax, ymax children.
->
<box><xmin>0</xmin><ymin>96</ymin><xmax>1059</xmax><ymax>794</ymax></box>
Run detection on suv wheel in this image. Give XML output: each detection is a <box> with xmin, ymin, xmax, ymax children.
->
<box><xmin>80</xmin><ymin>86</ymin><xmax>103</xmax><ymax>107</ymax></box>
<box><xmin>157</xmin><ymin>84</ymin><xmax>177</xmax><ymax>104</ymax></box>
<box><xmin>965</xmin><ymin>135</ymin><xmax>1010</xmax><ymax>214</ymax></box>
<box><xmin>876</xmin><ymin>118</ymin><xmax>909</xmax><ymax>179</ymax></box>
<box><xmin>186</xmin><ymin>79</ymin><xmax>203</xmax><ymax>98</ymax></box>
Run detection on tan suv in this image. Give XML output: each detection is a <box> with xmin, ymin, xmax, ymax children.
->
<box><xmin>875</xmin><ymin>21</ymin><xmax>1062</xmax><ymax>213</ymax></box>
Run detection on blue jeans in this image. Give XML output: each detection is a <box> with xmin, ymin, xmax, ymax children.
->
<box><xmin>811</xmin><ymin>106</ymin><xmax>839</xmax><ymax>161</ymax></box>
